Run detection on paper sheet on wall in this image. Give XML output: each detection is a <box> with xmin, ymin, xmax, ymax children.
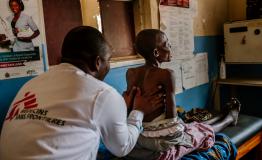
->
<box><xmin>195</xmin><ymin>52</ymin><xmax>209</xmax><ymax>86</ymax></box>
<box><xmin>159</xmin><ymin>6</ymin><xmax>194</xmax><ymax>60</ymax></box>
<box><xmin>161</xmin><ymin>61</ymin><xmax>183</xmax><ymax>94</ymax></box>
<box><xmin>190</xmin><ymin>0</ymin><xmax>198</xmax><ymax>17</ymax></box>
<box><xmin>181</xmin><ymin>58</ymin><xmax>196</xmax><ymax>89</ymax></box>
<box><xmin>181</xmin><ymin>52</ymin><xmax>209</xmax><ymax>89</ymax></box>
<box><xmin>159</xmin><ymin>0</ymin><xmax>198</xmax><ymax>60</ymax></box>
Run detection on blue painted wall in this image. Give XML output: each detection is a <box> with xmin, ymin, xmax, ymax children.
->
<box><xmin>0</xmin><ymin>36</ymin><xmax>223</xmax><ymax>130</ymax></box>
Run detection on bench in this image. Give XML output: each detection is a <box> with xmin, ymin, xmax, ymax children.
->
<box><xmin>221</xmin><ymin>114</ymin><xmax>262</xmax><ymax>159</ymax></box>
<box><xmin>98</xmin><ymin>114</ymin><xmax>262</xmax><ymax>160</ymax></box>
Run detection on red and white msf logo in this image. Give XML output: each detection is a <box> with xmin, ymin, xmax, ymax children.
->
<box><xmin>5</xmin><ymin>92</ymin><xmax>38</xmax><ymax>121</ymax></box>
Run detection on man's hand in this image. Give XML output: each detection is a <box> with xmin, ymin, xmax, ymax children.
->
<box><xmin>133</xmin><ymin>86</ymin><xmax>166</xmax><ymax>116</ymax></box>
<box><xmin>123</xmin><ymin>86</ymin><xmax>137</xmax><ymax>111</ymax></box>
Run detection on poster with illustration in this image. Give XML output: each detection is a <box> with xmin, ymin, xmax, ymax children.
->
<box><xmin>0</xmin><ymin>0</ymin><xmax>48</xmax><ymax>79</ymax></box>
<box><xmin>160</xmin><ymin>0</ymin><xmax>189</xmax><ymax>8</ymax></box>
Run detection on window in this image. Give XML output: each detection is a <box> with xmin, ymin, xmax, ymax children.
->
<box><xmin>42</xmin><ymin>0</ymin><xmax>83</xmax><ymax>65</ymax></box>
<box><xmin>99</xmin><ymin>0</ymin><xmax>136</xmax><ymax>58</ymax></box>
<box><xmin>43</xmin><ymin>0</ymin><xmax>159</xmax><ymax>65</ymax></box>
<box><xmin>98</xmin><ymin>0</ymin><xmax>160</xmax><ymax>62</ymax></box>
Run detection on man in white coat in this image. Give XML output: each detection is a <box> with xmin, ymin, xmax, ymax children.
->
<box><xmin>0</xmin><ymin>26</ymin><xmax>164</xmax><ymax>160</ymax></box>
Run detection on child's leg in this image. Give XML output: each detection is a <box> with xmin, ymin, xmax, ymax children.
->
<box><xmin>202</xmin><ymin>114</ymin><xmax>224</xmax><ymax>125</ymax></box>
<box><xmin>211</xmin><ymin>107</ymin><xmax>240</xmax><ymax>133</ymax></box>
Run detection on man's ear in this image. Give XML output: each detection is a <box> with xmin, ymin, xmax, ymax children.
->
<box><xmin>95</xmin><ymin>56</ymin><xmax>102</xmax><ymax>71</ymax></box>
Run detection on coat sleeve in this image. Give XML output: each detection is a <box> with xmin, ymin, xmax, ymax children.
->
<box><xmin>93</xmin><ymin>88</ymin><xmax>143</xmax><ymax>157</ymax></box>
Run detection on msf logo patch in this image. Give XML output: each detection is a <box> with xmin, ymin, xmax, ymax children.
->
<box><xmin>6</xmin><ymin>92</ymin><xmax>38</xmax><ymax>121</ymax></box>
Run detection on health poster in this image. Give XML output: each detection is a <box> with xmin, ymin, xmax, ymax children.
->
<box><xmin>0</xmin><ymin>0</ymin><xmax>48</xmax><ymax>79</ymax></box>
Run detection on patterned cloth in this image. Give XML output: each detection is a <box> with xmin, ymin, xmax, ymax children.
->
<box><xmin>142</xmin><ymin>115</ymin><xmax>185</xmax><ymax>138</ymax></box>
<box><xmin>180</xmin><ymin>133</ymin><xmax>237</xmax><ymax>160</ymax></box>
<box><xmin>179</xmin><ymin>108</ymin><xmax>213</xmax><ymax>123</ymax></box>
<box><xmin>154</xmin><ymin>122</ymin><xmax>215</xmax><ymax>160</ymax></box>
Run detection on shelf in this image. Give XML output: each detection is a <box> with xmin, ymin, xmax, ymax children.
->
<box><xmin>217</xmin><ymin>78</ymin><xmax>262</xmax><ymax>87</ymax></box>
<box><xmin>225</xmin><ymin>62</ymin><xmax>262</xmax><ymax>65</ymax></box>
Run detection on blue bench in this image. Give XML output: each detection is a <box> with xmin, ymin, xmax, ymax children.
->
<box><xmin>222</xmin><ymin>114</ymin><xmax>262</xmax><ymax>159</ymax></box>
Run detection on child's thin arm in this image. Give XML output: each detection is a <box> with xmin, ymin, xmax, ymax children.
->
<box><xmin>164</xmin><ymin>69</ymin><xmax>176</xmax><ymax>118</ymax></box>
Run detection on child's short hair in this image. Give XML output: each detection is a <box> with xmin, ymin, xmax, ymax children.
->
<box><xmin>135</xmin><ymin>29</ymin><xmax>164</xmax><ymax>60</ymax></box>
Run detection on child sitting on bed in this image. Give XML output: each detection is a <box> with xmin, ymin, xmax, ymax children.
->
<box><xmin>124</xmin><ymin>29</ymin><xmax>240</xmax><ymax>160</ymax></box>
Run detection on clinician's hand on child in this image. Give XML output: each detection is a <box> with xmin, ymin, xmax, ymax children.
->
<box><xmin>123</xmin><ymin>85</ymin><xmax>166</xmax><ymax>116</ymax></box>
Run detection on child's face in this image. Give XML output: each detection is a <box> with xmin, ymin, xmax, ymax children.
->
<box><xmin>155</xmin><ymin>33</ymin><xmax>172</xmax><ymax>62</ymax></box>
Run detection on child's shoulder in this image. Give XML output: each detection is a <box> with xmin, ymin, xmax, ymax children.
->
<box><xmin>127</xmin><ymin>66</ymin><xmax>144</xmax><ymax>74</ymax></box>
<box><xmin>127</xmin><ymin>67</ymin><xmax>138</xmax><ymax>73</ymax></box>
<box><xmin>127</xmin><ymin>67</ymin><xmax>174</xmax><ymax>76</ymax></box>
<box><xmin>155</xmin><ymin>68</ymin><xmax>174</xmax><ymax>75</ymax></box>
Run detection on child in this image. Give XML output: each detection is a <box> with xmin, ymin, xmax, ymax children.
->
<box><xmin>126</xmin><ymin>29</ymin><xmax>176</xmax><ymax>122</ymax></box>
<box><xmin>125</xmin><ymin>29</ymin><xmax>240</xmax><ymax>160</ymax></box>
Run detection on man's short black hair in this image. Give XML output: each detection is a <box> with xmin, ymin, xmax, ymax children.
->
<box><xmin>61</xmin><ymin>26</ymin><xmax>109</xmax><ymax>71</ymax></box>
<box><xmin>135</xmin><ymin>29</ymin><xmax>164</xmax><ymax>60</ymax></box>
<box><xmin>9</xmin><ymin>0</ymin><xmax>24</xmax><ymax>11</ymax></box>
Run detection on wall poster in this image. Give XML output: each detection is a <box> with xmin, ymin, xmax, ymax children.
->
<box><xmin>0</xmin><ymin>0</ymin><xmax>48</xmax><ymax>80</ymax></box>
<box><xmin>160</xmin><ymin>0</ymin><xmax>189</xmax><ymax>8</ymax></box>
<box><xmin>159</xmin><ymin>0</ymin><xmax>196</xmax><ymax>60</ymax></box>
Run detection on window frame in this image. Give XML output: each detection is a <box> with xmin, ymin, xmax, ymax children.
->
<box><xmin>80</xmin><ymin>0</ymin><xmax>159</xmax><ymax>68</ymax></box>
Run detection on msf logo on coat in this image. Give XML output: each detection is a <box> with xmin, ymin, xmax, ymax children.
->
<box><xmin>5</xmin><ymin>92</ymin><xmax>38</xmax><ymax>121</ymax></box>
